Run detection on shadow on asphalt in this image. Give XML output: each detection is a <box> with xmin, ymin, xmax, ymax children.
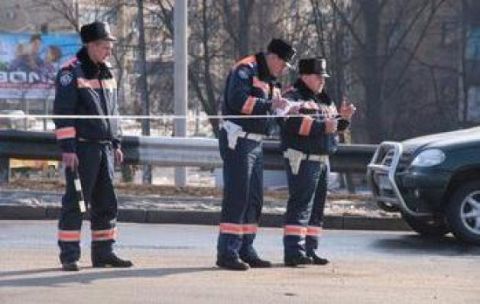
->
<box><xmin>0</xmin><ymin>267</ymin><xmax>216</xmax><ymax>288</ymax></box>
<box><xmin>372</xmin><ymin>234</ymin><xmax>480</xmax><ymax>256</ymax></box>
<box><xmin>0</xmin><ymin>268</ymin><xmax>60</xmax><ymax>278</ymax></box>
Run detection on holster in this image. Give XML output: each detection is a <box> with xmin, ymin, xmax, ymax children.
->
<box><xmin>283</xmin><ymin>148</ymin><xmax>305</xmax><ymax>175</ymax></box>
<box><xmin>222</xmin><ymin>121</ymin><xmax>243</xmax><ymax>150</ymax></box>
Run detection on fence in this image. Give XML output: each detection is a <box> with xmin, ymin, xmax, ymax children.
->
<box><xmin>0</xmin><ymin>130</ymin><xmax>377</xmax><ymax>185</ymax></box>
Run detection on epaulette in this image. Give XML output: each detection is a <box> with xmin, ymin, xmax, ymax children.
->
<box><xmin>233</xmin><ymin>55</ymin><xmax>257</xmax><ymax>70</ymax></box>
<box><xmin>60</xmin><ymin>57</ymin><xmax>79</xmax><ymax>70</ymax></box>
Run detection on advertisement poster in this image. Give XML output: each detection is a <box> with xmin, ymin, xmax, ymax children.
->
<box><xmin>0</xmin><ymin>32</ymin><xmax>80</xmax><ymax>99</ymax></box>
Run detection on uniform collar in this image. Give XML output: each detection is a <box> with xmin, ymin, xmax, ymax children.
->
<box><xmin>77</xmin><ymin>47</ymin><xmax>112</xmax><ymax>79</ymax></box>
<box><xmin>294</xmin><ymin>79</ymin><xmax>332</xmax><ymax>105</ymax></box>
<box><xmin>255</xmin><ymin>52</ymin><xmax>275</xmax><ymax>82</ymax></box>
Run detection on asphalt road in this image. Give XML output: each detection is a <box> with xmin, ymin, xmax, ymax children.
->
<box><xmin>0</xmin><ymin>221</ymin><xmax>479</xmax><ymax>304</ymax></box>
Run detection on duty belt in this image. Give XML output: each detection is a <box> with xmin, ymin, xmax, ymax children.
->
<box><xmin>78</xmin><ymin>137</ymin><xmax>112</xmax><ymax>144</ymax></box>
<box><xmin>283</xmin><ymin>148</ymin><xmax>329</xmax><ymax>175</ymax></box>
<box><xmin>221</xmin><ymin>121</ymin><xmax>264</xmax><ymax>149</ymax></box>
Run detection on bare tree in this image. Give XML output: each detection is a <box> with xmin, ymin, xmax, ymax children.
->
<box><xmin>221</xmin><ymin>0</ymin><xmax>255</xmax><ymax>58</ymax></box>
<box><xmin>318</xmin><ymin>0</ymin><xmax>450</xmax><ymax>142</ymax></box>
<box><xmin>459</xmin><ymin>0</ymin><xmax>480</xmax><ymax>125</ymax></box>
<box><xmin>33</xmin><ymin>0</ymin><xmax>80</xmax><ymax>31</ymax></box>
<box><xmin>37</xmin><ymin>0</ymin><xmax>468</xmax><ymax>143</ymax></box>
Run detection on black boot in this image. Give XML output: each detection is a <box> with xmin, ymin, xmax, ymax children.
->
<box><xmin>216</xmin><ymin>258</ymin><xmax>250</xmax><ymax>271</ymax></box>
<box><xmin>62</xmin><ymin>261</ymin><xmax>80</xmax><ymax>271</ymax></box>
<box><xmin>92</xmin><ymin>253</ymin><xmax>133</xmax><ymax>268</ymax></box>
<box><xmin>307</xmin><ymin>252</ymin><xmax>329</xmax><ymax>265</ymax></box>
<box><xmin>241</xmin><ymin>256</ymin><xmax>272</xmax><ymax>268</ymax></box>
<box><xmin>284</xmin><ymin>255</ymin><xmax>312</xmax><ymax>267</ymax></box>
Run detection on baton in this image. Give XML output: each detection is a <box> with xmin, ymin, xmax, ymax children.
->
<box><xmin>72</xmin><ymin>168</ymin><xmax>86</xmax><ymax>213</ymax></box>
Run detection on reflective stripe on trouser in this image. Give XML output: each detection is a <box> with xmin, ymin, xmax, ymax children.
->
<box><xmin>217</xmin><ymin>129</ymin><xmax>264</xmax><ymax>261</ymax></box>
<box><xmin>92</xmin><ymin>227</ymin><xmax>117</xmax><ymax>241</ymax></box>
<box><xmin>58</xmin><ymin>142</ymin><xmax>118</xmax><ymax>263</ymax></box>
<box><xmin>283</xmin><ymin>157</ymin><xmax>328</xmax><ymax>257</ymax></box>
<box><xmin>58</xmin><ymin>230</ymin><xmax>81</xmax><ymax>242</ymax></box>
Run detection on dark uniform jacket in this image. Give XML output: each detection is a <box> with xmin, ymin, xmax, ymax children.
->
<box><xmin>281</xmin><ymin>79</ymin><xmax>349</xmax><ymax>155</ymax></box>
<box><xmin>222</xmin><ymin>52</ymin><xmax>281</xmax><ymax>135</ymax></box>
<box><xmin>53</xmin><ymin>47</ymin><xmax>121</xmax><ymax>153</ymax></box>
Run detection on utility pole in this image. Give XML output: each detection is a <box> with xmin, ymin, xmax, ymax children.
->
<box><xmin>174</xmin><ymin>0</ymin><xmax>188</xmax><ymax>187</ymax></box>
<box><xmin>137</xmin><ymin>0</ymin><xmax>152</xmax><ymax>184</ymax></box>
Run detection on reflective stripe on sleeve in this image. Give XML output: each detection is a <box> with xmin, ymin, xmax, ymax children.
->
<box><xmin>101</xmin><ymin>78</ymin><xmax>117</xmax><ymax>89</ymax></box>
<box><xmin>252</xmin><ymin>77</ymin><xmax>269</xmax><ymax>94</ymax></box>
<box><xmin>55</xmin><ymin>127</ymin><xmax>76</xmax><ymax>140</ymax></box>
<box><xmin>241</xmin><ymin>96</ymin><xmax>256</xmax><ymax>115</ymax></box>
<box><xmin>299</xmin><ymin>117</ymin><xmax>314</xmax><ymax>136</ymax></box>
<box><xmin>77</xmin><ymin>78</ymin><xmax>117</xmax><ymax>89</ymax></box>
<box><xmin>232</xmin><ymin>55</ymin><xmax>256</xmax><ymax>69</ymax></box>
<box><xmin>77</xmin><ymin>78</ymin><xmax>101</xmax><ymax>89</ymax></box>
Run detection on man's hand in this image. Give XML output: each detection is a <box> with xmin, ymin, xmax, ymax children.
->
<box><xmin>340</xmin><ymin>99</ymin><xmax>356</xmax><ymax>120</ymax></box>
<box><xmin>62</xmin><ymin>153</ymin><xmax>79</xmax><ymax>170</ymax></box>
<box><xmin>271</xmin><ymin>97</ymin><xmax>290</xmax><ymax>111</ymax></box>
<box><xmin>324</xmin><ymin>118</ymin><xmax>338</xmax><ymax>134</ymax></box>
<box><xmin>114</xmin><ymin>148</ymin><xmax>124</xmax><ymax>165</ymax></box>
<box><xmin>287</xmin><ymin>104</ymin><xmax>300</xmax><ymax>115</ymax></box>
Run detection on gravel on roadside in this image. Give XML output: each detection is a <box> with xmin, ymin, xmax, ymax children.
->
<box><xmin>1</xmin><ymin>179</ymin><xmax>398</xmax><ymax>218</ymax></box>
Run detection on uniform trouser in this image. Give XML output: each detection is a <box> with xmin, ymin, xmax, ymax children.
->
<box><xmin>283</xmin><ymin>158</ymin><xmax>328</xmax><ymax>258</ymax></box>
<box><xmin>58</xmin><ymin>142</ymin><xmax>118</xmax><ymax>263</ymax></box>
<box><xmin>217</xmin><ymin>129</ymin><xmax>264</xmax><ymax>261</ymax></box>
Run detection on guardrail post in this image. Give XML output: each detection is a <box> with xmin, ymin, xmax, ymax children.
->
<box><xmin>343</xmin><ymin>173</ymin><xmax>356</xmax><ymax>194</ymax></box>
<box><xmin>0</xmin><ymin>157</ymin><xmax>10</xmax><ymax>184</ymax></box>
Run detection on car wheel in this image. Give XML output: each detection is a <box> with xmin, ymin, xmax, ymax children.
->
<box><xmin>446</xmin><ymin>181</ymin><xmax>480</xmax><ymax>245</ymax></box>
<box><xmin>377</xmin><ymin>201</ymin><xmax>400</xmax><ymax>212</ymax></box>
<box><xmin>401</xmin><ymin>213</ymin><xmax>450</xmax><ymax>237</ymax></box>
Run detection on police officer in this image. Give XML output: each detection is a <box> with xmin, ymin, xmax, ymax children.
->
<box><xmin>216</xmin><ymin>39</ymin><xmax>296</xmax><ymax>270</ymax></box>
<box><xmin>53</xmin><ymin>21</ymin><xmax>132</xmax><ymax>271</ymax></box>
<box><xmin>281</xmin><ymin>58</ymin><xmax>355</xmax><ymax>267</ymax></box>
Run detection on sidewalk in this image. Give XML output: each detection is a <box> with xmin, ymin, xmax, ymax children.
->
<box><xmin>0</xmin><ymin>188</ymin><xmax>408</xmax><ymax>231</ymax></box>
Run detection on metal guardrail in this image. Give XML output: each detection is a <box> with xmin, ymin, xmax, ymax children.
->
<box><xmin>0</xmin><ymin>130</ymin><xmax>377</xmax><ymax>181</ymax></box>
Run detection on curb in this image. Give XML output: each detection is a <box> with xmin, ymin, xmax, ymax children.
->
<box><xmin>0</xmin><ymin>205</ymin><xmax>409</xmax><ymax>231</ymax></box>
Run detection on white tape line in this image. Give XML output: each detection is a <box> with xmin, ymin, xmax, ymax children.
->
<box><xmin>79</xmin><ymin>200</ymin><xmax>86</xmax><ymax>213</ymax></box>
<box><xmin>74</xmin><ymin>178</ymin><xmax>81</xmax><ymax>190</ymax></box>
<box><xmin>0</xmin><ymin>113</ymin><xmax>333</xmax><ymax>120</ymax></box>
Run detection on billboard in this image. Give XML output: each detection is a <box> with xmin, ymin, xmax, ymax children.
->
<box><xmin>0</xmin><ymin>32</ymin><xmax>81</xmax><ymax>100</ymax></box>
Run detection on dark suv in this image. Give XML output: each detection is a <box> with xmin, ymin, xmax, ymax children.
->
<box><xmin>367</xmin><ymin>127</ymin><xmax>480</xmax><ymax>245</ymax></box>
